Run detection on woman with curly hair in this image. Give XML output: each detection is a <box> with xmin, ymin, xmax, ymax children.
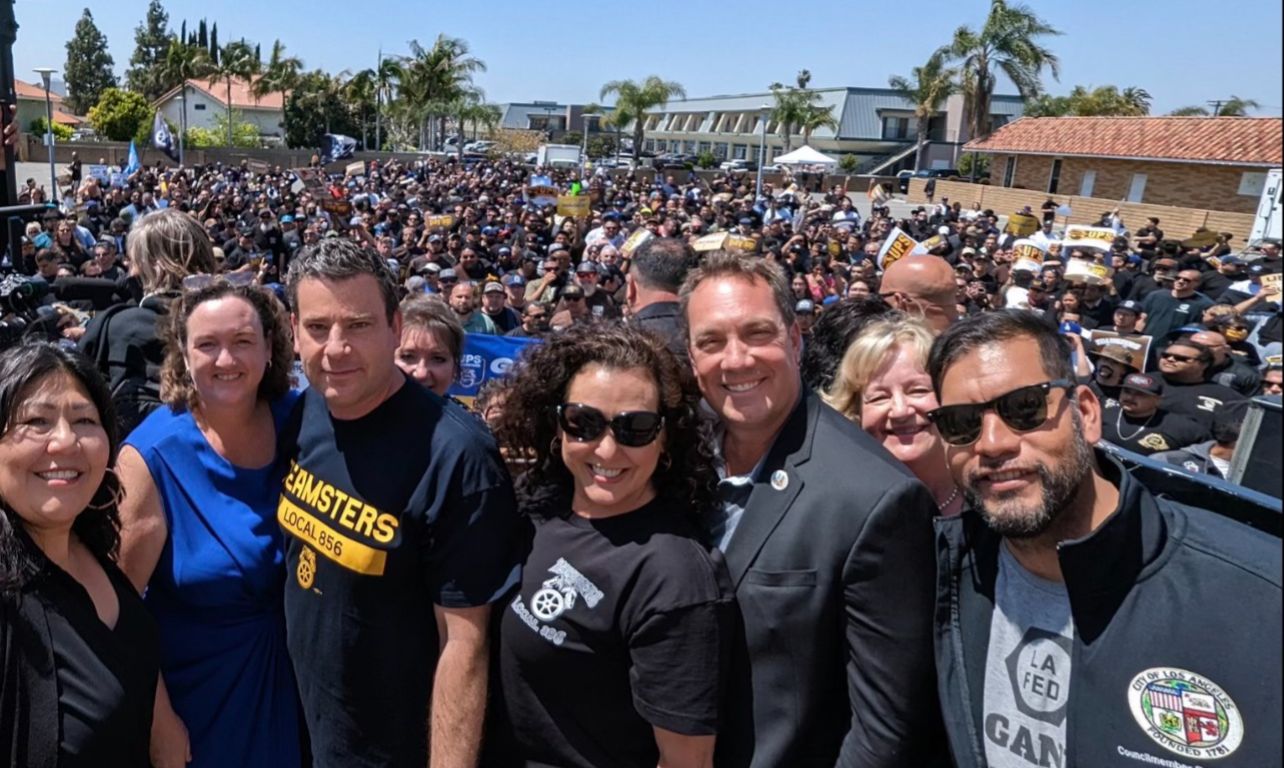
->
<box><xmin>115</xmin><ymin>282</ymin><xmax>301</xmax><ymax>768</ymax></box>
<box><xmin>492</xmin><ymin>324</ymin><xmax>730</xmax><ymax>768</ymax></box>
<box><xmin>0</xmin><ymin>342</ymin><xmax>159</xmax><ymax>765</ymax></box>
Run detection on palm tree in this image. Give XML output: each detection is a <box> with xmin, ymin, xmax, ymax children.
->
<box><xmin>398</xmin><ymin>35</ymin><xmax>487</xmax><ymax>151</ymax></box>
<box><xmin>889</xmin><ymin>52</ymin><xmax>958</xmax><ymax>171</ymax></box>
<box><xmin>1120</xmin><ymin>86</ymin><xmax>1151</xmax><ymax>115</ymax></box>
<box><xmin>1169</xmin><ymin>105</ymin><xmax>1210</xmax><ymax>116</ymax></box>
<box><xmin>252</xmin><ymin>40</ymin><xmax>303</xmax><ymax>101</ymax></box>
<box><xmin>1216</xmin><ymin>96</ymin><xmax>1259</xmax><ymax>116</ymax></box>
<box><xmin>462</xmin><ymin>100</ymin><xmax>502</xmax><ymax>141</ymax></box>
<box><xmin>161</xmin><ymin>40</ymin><xmax>214</xmax><ymax>154</ymax></box>
<box><xmin>599</xmin><ymin>76</ymin><xmax>686</xmax><ymax>162</ymax></box>
<box><xmin>372</xmin><ymin>55</ymin><xmax>404</xmax><ymax>150</ymax></box>
<box><xmin>798</xmin><ymin>104</ymin><xmax>838</xmax><ymax>149</ymax></box>
<box><xmin>214</xmin><ymin>41</ymin><xmax>259</xmax><ymax>147</ymax></box>
<box><xmin>769</xmin><ymin>86</ymin><xmax>811</xmax><ymax>155</ymax></box>
<box><xmin>941</xmin><ymin>0</ymin><xmax>1062</xmax><ymax>140</ymax></box>
<box><xmin>342</xmin><ymin>69</ymin><xmax>378</xmax><ymax>149</ymax></box>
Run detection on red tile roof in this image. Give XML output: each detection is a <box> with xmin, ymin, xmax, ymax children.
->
<box><xmin>14</xmin><ymin>78</ymin><xmax>66</xmax><ymax>103</ymax></box>
<box><xmin>158</xmin><ymin>76</ymin><xmax>285</xmax><ymax>111</ymax></box>
<box><xmin>964</xmin><ymin>116</ymin><xmax>1283</xmax><ymax>167</ymax></box>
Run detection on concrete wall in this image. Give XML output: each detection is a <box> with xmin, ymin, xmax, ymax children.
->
<box><xmin>906</xmin><ymin>177</ymin><xmax>1256</xmax><ymax>244</ymax></box>
<box><xmin>986</xmin><ymin>153</ymin><xmax>1267</xmax><ymax>214</ymax></box>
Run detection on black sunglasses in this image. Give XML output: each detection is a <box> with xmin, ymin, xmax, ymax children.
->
<box><xmin>557</xmin><ymin>403</ymin><xmax>665</xmax><ymax>447</ymax></box>
<box><xmin>1161</xmin><ymin>352</ymin><xmax>1197</xmax><ymax>363</ymax></box>
<box><xmin>928</xmin><ymin>380</ymin><xmax>1074</xmax><ymax>446</ymax></box>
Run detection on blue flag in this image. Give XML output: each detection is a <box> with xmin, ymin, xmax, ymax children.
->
<box><xmin>321</xmin><ymin>133</ymin><xmax>357</xmax><ymax>163</ymax></box>
<box><xmin>152</xmin><ymin>110</ymin><xmax>179</xmax><ymax>162</ymax></box>
<box><xmin>125</xmin><ymin>140</ymin><xmax>141</xmax><ymax>175</ymax></box>
<box><xmin>447</xmin><ymin>333</ymin><xmax>542</xmax><ymax>404</ymax></box>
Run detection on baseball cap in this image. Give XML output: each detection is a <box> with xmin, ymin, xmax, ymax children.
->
<box><xmin>280</xmin><ymin>214</ymin><xmax>294</xmax><ymax>223</ymax></box>
<box><xmin>576</xmin><ymin>261</ymin><xmax>599</xmax><ymax>274</ymax></box>
<box><xmin>738</xmin><ymin>216</ymin><xmax>755</xmax><ymax>226</ymax></box>
<box><xmin>1221</xmin><ymin>256</ymin><xmax>1244</xmax><ymax>266</ymax></box>
<box><xmin>961</xmin><ymin>247</ymin><xmax>977</xmax><ymax>257</ymax></box>
<box><xmin>501</xmin><ymin>273</ymin><xmax>525</xmax><ymax>287</ymax></box>
<box><xmin>822</xmin><ymin>295</ymin><xmax>840</xmax><ymax>306</ymax></box>
<box><xmin>561</xmin><ymin>286</ymin><xmax>585</xmax><ymax>299</ymax></box>
<box><xmin>482</xmin><ymin>281</ymin><xmax>505</xmax><ymax>294</ymax></box>
<box><xmin>1116</xmin><ymin>300</ymin><xmax>1141</xmax><ymax>314</ymax></box>
<box><xmin>418</xmin><ymin>262</ymin><xmax>442</xmax><ymax>275</ymax></box>
<box><xmin>439</xmin><ymin>268</ymin><xmax>457</xmax><ymax>281</ymax></box>
<box><xmin>1154</xmin><ymin>258</ymin><xmax>1179</xmax><ymax>269</ymax></box>
<box><xmin>1121</xmin><ymin>373</ymin><xmax>1163</xmax><ymax>396</ymax></box>
<box><xmin>795</xmin><ymin>299</ymin><xmax>815</xmax><ymax>314</ymax></box>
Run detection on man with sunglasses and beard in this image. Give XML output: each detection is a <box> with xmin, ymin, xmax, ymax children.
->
<box><xmin>925</xmin><ymin>310</ymin><xmax>1280</xmax><ymax>768</ymax></box>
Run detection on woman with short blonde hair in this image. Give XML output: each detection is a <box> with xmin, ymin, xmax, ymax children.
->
<box><xmin>824</xmin><ymin>316</ymin><xmax>961</xmax><ymax>516</ymax></box>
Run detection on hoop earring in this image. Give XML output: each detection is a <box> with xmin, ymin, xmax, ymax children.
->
<box><xmin>85</xmin><ymin>467</ymin><xmax>124</xmax><ymax>512</ymax></box>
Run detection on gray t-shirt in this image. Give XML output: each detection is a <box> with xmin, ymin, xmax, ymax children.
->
<box><xmin>982</xmin><ymin>543</ymin><xmax>1074</xmax><ymax>768</ymax></box>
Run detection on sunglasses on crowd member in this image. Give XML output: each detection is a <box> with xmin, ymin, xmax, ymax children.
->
<box><xmin>557</xmin><ymin>403</ymin><xmax>665</xmax><ymax>447</ymax></box>
<box><xmin>1160</xmin><ymin>351</ymin><xmax>1198</xmax><ymax>363</ymax></box>
<box><xmin>927</xmin><ymin>379</ymin><xmax>1075</xmax><ymax>446</ymax></box>
<box><xmin>181</xmin><ymin>271</ymin><xmax>258</xmax><ymax>292</ymax></box>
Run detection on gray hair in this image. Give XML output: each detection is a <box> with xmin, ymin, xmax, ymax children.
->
<box><xmin>286</xmin><ymin>237</ymin><xmax>399</xmax><ymax>321</ymax></box>
<box><xmin>679</xmin><ymin>250</ymin><xmax>796</xmax><ymax>332</ymax></box>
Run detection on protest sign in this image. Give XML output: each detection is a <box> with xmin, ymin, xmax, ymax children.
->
<box><xmin>1011</xmin><ymin>239</ymin><xmax>1047</xmax><ymax>263</ymax></box>
<box><xmin>247</xmin><ymin>160</ymin><xmax>270</xmax><ymax>175</ymax></box>
<box><xmin>1089</xmin><ymin>330</ymin><xmax>1152</xmax><ymax>372</ymax></box>
<box><xmin>725</xmin><ymin>234</ymin><xmax>760</xmax><ymax>254</ymax></box>
<box><xmin>621</xmin><ymin>228</ymin><xmax>652</xmax><ymax>258</ymax></box>
<box><xmin>1063</xmin><ymin>225</ymin><xmax>1117</xmax><ymax>251</ymax></box>
<box><xmin>109</xmin><ymin>172</ymin><xmax>127</xmax><ymax>188</ymax></box>
<box><xmin>828</xmin><ymin>240</ymin><xmax>842</xmax><ymax>257</ymax></box>
<box><xmin>292</xmin><ymin>167</ymin><xmax>327</xmax><ymax>193</ymax></box>
<box><xmin>1181</xmin><ymin>229</ymin><xmax>1220</xmax><ymax>249</ymax></box>
<box><xmin>527</xmin><ymin>175</ymin><xmax>559</xmax><ymax>206</ymax></box>
<box><xmin>910</xmin><ymin>234</ymin><xmax>945</xmax><ymax>256</ymax></box>
<box><xmin>692</xmin><ymin>232</ymin><xmax>729</xmax><ymax>252</ymax></box>
<box><xmin>448</xmin><ymin>333</ymin><xmax>542</xmax><ymax>406</ymax></box>
<box><xmin>876</xmin><ymin>227</ymin><xmax>918</xmax><ymax>270</ymax></box>
<box><xmin>425</xmin><ymin>214</ymin><xmax>457</xmax><ymax>230</ymax></box>
<box><xmin>320</xmin><ymin>198</ymin><xmax>353</xmax><ymax>218</ymax></box>
<box><xmin>1004</xmin><ymin>212</ymin><xmax>1040</xmax><ymax>237</ymax></box>
<box><xmin>867</xmin><ymin>183</ymin><xmax>891</xmax><ymax>205</ymax></box>
<box><xmin>87</xmin><ymin>164</ymin><xmax>110</xmax><ymax>184</ymax></box>
<box><xmin>556</xmin><ymin>195</ymin><xmax>591</xmax><ymax>219</ymax></box>
<box><xmin>1064</xmin><ymin>258</ymin><xmax>1113</xmax><ymax>286</ymax></box>
<box><xmin>345</xmin><ymin>161</ymin><xmax>366</xmax><ymax>177</ymax></box>
<box><xmin>1261</xmin><ymin>273</ymin><xmax>1282</xmax><ymax>298</ymax></box>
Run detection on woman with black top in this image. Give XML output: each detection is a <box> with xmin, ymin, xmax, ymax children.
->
<box><xmin>492</xmin><ymin>324</ymin><xmax>730</xmax><ymax>768</ymax></box>
<box><xmin>0</xmin><ymin>342</ymin><xmax>159</xmax><ymax>767</ymax></box>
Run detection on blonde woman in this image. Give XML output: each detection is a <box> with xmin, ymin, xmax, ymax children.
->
<box><xmin>823</xmin><ymin>316</ymin><xmax>962</xmax><ymax>516</ymax></box>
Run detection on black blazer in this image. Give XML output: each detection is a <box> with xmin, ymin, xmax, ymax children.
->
<box><xmin>714</xmin><ymin>393</ymin><xmax>946</xmax><ymax>768</ymax></box>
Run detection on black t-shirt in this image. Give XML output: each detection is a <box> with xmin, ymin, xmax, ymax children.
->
<box><xmin>500</xmin><ymin>497</ymin><xmax>731</xmax><ymax>768</ymax></box>
<box><xmin>1159</xmin><ymin>379</ymin><xmax>1245</xmax><ymax>431</ymax></box>
<box><xmin>279</xmin><ymin>379</ymin><xmax>521</xmax><ymax>768</ymax></box>
<box><xmin>1100</xmin><ymin>404</ymin><xmax>1210</xmax><ymax>454</ymax></box>
<box><xmin>1140</xmin><ymin>290</ymin><xmax>1213</xmax><ymax>340</ymax></box>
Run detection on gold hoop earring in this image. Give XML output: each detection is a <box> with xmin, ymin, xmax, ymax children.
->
<box><xmin>85</xmin><ymin>467</ymin><xmax>125</xmax><ymax>512</ymax></box>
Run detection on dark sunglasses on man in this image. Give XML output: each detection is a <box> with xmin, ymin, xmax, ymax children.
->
<box><xmin>557</xmin><ymin>403</ymin><xmax>665</xmax><ymax>447</ymax></box>
<box><xmin>927</xmin><ymin>379</ymin><xmax>1075</xmax><ymax>446</ymax></box>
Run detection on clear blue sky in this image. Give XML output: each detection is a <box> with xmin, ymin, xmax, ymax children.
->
<box><xmin>13</xmin><ymin>0</ymin><xmax>1283</xmax><ymax>116</ymax></box>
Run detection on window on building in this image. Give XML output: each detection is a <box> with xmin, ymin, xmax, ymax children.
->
<box><xmin>683</xmin><ymin>140</ymin><xmax>697</xmax><ymax>153</ymax></box>
<box><xmin>714</xmin><ymin>143</ymin><xmax>729</xmax><ymax>158</ymax></box>
<box><xmin>733</xmin><ymin>144</ymin><xmax>747</xmax><ymax>160</ymax></box>
<box><xmin>1126</xmin><ymin>173</ymin><xmax>1147</xmax><ymax>203</ymax></box>
<box><xmin>1047</xmin><ymin>158</ymin><xmax>1063</xmax><ymax>194</ymax></box>
<box><xmin>645</xmin><ymin>140</ymin><xmax>655</xmax><ymax>152</ymax></box>
<box><xmin>1002</xmin><ymin>156</ymin><xmax>1018</xmax><ymax>187</ymax></box>
<box><xmin>881</xmin><ymin>116</ymin><xmax>910</xmax><ymax>140</ymax></box>
<box><xmin>194</xmin><ymin>103</ymin><xmax>206</xmax><ymax>111</ymax></box>
<box><xmin>1239</xmin><ymin>172</ymin><xmax>1268</xmax><ymax>196</ymax></box>
<box><xmin>1079</xmin><ymin>170</ymin><xmax>1096</xmax><ymax>197</ymax></box>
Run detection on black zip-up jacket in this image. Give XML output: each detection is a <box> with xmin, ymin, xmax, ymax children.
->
<box><xmin>933</xmin><ymin>451</ymin><xmax>1281</xmax><ymax>767</ymax></box>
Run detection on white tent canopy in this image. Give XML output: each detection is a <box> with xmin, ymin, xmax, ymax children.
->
<box><xmin>773</xmin><ymin>145</ymin><xmax>839</xmax><ymax>166</ymax></box>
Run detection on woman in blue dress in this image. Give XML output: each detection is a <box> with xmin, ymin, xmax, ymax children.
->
<box><xmin>116</xmin><ymin>279</ymin><xmax>302</xmax><ymax>768</ymax></box>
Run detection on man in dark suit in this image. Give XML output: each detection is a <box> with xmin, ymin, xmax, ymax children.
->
<box><xmin>681</xmin><ymin>251</ymin><xmax>945</xmax><ymax>767</ymax></box>
<box><xmin>627</xmin><ymin>237</ymin><xmax>695</xmax><ymax>366</ymax></box>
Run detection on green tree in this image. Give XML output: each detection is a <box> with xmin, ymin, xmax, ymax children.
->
<box><xmin>87</xmin><ymin>87</ymin><xmax>152</xmax><ymax>141</ymax></box>
<box><xmin>396</xmin><ymin>35</ymin><xmax>488</xmax><ymax>153</ymax></box>
<box><xmin>124</xmin><ymin>0</ymin><xmax>172</xmax><ymax>101</ymax></box>
<box><xmin>30</xmin><ymin>117</ymin><xmax>74</xmax><ymax>141</ymax></box>
<box><xmin>838</xmin><ymin>154</ymin><xmax>860</xmax><ymax>174</ymax></box>
<box><xmin>208</xmin><ymin>23</ymin><xmax>218</xmax><ymax>64</ymax></box>
<box><xmin>696</xmin><ymin>150</ymin><xmax>718</xmax><ymax>169</ymax></box>
<box><xmin>1025</xmin><ymin>85</ymin><xmax>1150</xmax><ymax>117</ymax></box>
<box><xmin>1168</xmin><ymin>105</ymin><xmax>1209</xmax><ymax>116</ymax></box>
<box><xmin>63</xmin><ymin>9</ymin><xmax>117</xmax><ymax>114</ymax></box>
<box><xmin>213</xmin><ymin>41</ymin><xmax>260</xmax><ymax>147</ymax></box>
<box><xmin>160</xmin><ymin>39</ymin><xmax>214</xmax><ymax>143</ymax></box>
<box><xmin>599</xmin><ymin>76</ymin><xmax>686</xmax><ymax>162</ymax></box>
<box><xmin>364</xmin><ymin>56</ymin><xmax>404</xmax><ymax>150</ymax></box>
<box><xmin>285</xmin><ymin>70</ymin><xmax>357</xmax><ymax>149</ymax></box>
<box><xmin>340</xmin><ymin>69</ymin><xmax>378</xmax><ymax>149</ymax></box>
<box><xmin>197</xmin><ymin>19</ymin><xmax>208</xmax><ymax>49</ymax></box>
<box><xmin>941</xmin><ymin>0</ymin><xmax>1061</xmax><ymax>139</ymax></box>
<box><xmin>957</xmin><ymin>152</ymin><xmax>990</xmax><ymax>178</ymax></box>
<box><xmin>889</xmin><ymin>52</ymin><xmax>958</xmax><ymax>171</ymax></box>
<box><xmin>1215</xmin><ymin>96</ymin><xmax>1260</xmax><ymax>116</ymax></box>
<box><xmin>253</xmin><ymin>40</ymin><xmax>303</xmax><ymax>100</ymax></box>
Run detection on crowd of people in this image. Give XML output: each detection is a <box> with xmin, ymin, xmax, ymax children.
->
<box><xmin>0</xmin><ymin>150</ymin><xmax>1280</xmax><ymax>768</ymax></box>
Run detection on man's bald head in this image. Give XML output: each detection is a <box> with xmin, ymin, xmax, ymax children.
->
<box><xmin>879</xmin><ymin>255</ymin><xmax>960</xmax><ymax>332</ymax></box>
<box><xmin>1189</xmin><ymin>330</ymin><xmax>1229</xmax><ymax>365</ymax></box>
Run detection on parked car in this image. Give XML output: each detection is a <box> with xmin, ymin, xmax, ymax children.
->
<box><xmin>463</xmin><ymin>140</ymin><xmax>497</xmax><ymax>155</ymax></box>
<box><xmin>720</xmin><ymin>159</ymin><xmax>758</xmax><ymax>173</ymax></box>
<box><xmin>897</xmin><ymin>167</ymin><xmax>960</xmax><ymax>193</ymax></box>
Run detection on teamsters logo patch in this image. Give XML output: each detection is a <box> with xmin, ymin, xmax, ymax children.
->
<box><xmin>1127</xmin><ymin>667</ymin><xmax>1243</xmax><ymax>759</ymax></box>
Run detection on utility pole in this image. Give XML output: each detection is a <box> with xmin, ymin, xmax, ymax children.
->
<box><xmin>1207</xmin><ymin>100</ymin><xmax>1225</xmax><ymax>117</ymax></box>
<box><xmin>375</xmin><ymin>47</ymin><xmax>382</xmax><ymax>151</ymax></box>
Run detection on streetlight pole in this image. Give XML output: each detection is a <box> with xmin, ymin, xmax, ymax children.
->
<box><xmin>581</xmin><ymin>113</ymin><xmax>598</xmax><ymax>174</ymax></box>
<box><xmin>33</xmin><ymin>67</ymin><xmax>57</xmax><ymax>205</ymax></box>
<box><xmin>177</xmin><ymin>89</ymin><xmax>186</xmax><ymax>166</ymax></box>
<box><xmin>755</xmin><ymin>104</ymin><xmax>769</xmax><ymax>203</ymax></box>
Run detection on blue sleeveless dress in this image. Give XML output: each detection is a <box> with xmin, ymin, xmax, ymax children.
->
<box><xmin>125</xmin><ymin>393</ymin><xmax>301</xmax><ymax>768</ymax></box>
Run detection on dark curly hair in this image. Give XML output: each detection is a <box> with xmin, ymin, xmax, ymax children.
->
<box><xmin>800</xmin><ymin>296</ymin><xmax>897</xmax><ymax>393</ymax></box>
<box><xmin>1</xmin><ymin>343</ymin><xmax>123</xmax><ymax>596</ymax></box>
<box><xmin>492</xmin><ymin>323</ymin><xmax>718</xmax><ymax>522</ymax></box>
<box><xmin>159</xmin><ymin>283</ymin><xmax>294</xmax><ymax>413</ymax></box>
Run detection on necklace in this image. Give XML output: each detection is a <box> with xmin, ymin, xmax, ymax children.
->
<box><xmin>1115</xmin><ymin>408</ymin><xmax>1155</xmax><ymax>442</ymax></box>
<box><xmin>937</xmin><ymin>485</ymin><xmax>960</xmax><ymax>512</ymax></box>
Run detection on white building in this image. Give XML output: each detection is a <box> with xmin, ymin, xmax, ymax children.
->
<box><xmin>153</xmin><ymin>76</ymin><xmax>286</xmax><ymax>143</ymax></box>
<box><xmin>632</xmin><ymin>88</ymin><xmax>1024</xmax><ymax>173</ymax></box>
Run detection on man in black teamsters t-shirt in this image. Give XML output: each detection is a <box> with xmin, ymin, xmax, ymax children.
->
<box><xmin>280</xmin><ymin>239</ymin><xmax>521</xmax><ymax>768</ymax></box>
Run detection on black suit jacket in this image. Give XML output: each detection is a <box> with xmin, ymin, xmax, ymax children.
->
<box><xmin>714</xmin><ymin>393</ymin><xmax>946</xmax><ymax>768</ymax></box>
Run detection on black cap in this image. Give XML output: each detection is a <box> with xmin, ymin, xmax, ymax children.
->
<box><xmin>1122</xmin><ymin>373</ymin><xmax>1164</xmax><ymax>396</ymax></box>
